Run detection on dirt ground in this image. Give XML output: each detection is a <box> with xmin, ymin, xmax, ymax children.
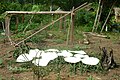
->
<box><xmin>0</xmin><ymin>34</ymin><xmax>120</xmax><ymax>80</ymax></box>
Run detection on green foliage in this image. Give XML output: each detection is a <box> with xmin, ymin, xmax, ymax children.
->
<box><xmin>13</xmin><ymin>43</ymin><xmax>31</xmax><ymax>59</ymax></box>
<box><xmin>0</xmin><ymin>58</ymin><xmax>3</xmax><ymax>65</ymax></box>
<box><xmin>8</xmin><ymin>2</ymin><xmax>21</xmax><ymax>11</ymax></box>
<box><xmin>32</xmin><ymin>5</ymin><xmax>40</xmax><ymax>11</ymax></box>
<box><xmin>27</xmin><ymin>33</ymin><xmax>46</xmax><ymax>44</ymax></box>
<box><xmin>0</xmin><ymin>1</ymin><xmax>119</xmax><ymax>80</ymax></box>
<box><xmin>0</xmin><ymin>75</ymin><xmax>2</xmax><ymax>80</ymax></box>
<box><xmin>7</xmin><ymin>66</ymin><xmax>29</xmax><ymax>73</ymax></box>
<box><xmin>0</xmin><ymin>12</ymin><xmax>7</xmax><ymax>21</ymax></box>
<box><xmin>75</xmin><ymin>9</ymin><xmax>95</xmax><ymax>27</ymax></box>
<box><xmin>22</xmin><ymin>3</ymin><xmax>33</xmax><ymax>11</ymax></box>
<box><xmin>0</xmin><ymin>58</ymin><xmax>4</xmax><ymax>68</ymax></box>
<box><xmin>20</xmin><ymin>62</ymin><xmax>32</xmax><ymax>69</ymax></box>
<box><xmin>52</xmin><ymin>39</ymin><xmax>64</xmax><ymax>44</ymax></box>
<box><xmin>73</xmin><ymin>44</ymin><xmax>89</xmax><ymax>50</ymax></box>
<box><xmin>0</xmin><ymin>3</ymin><xmax>8</xmax><ymax>14</ymax></box>
<box><xmin>87</xmin><ymin>75</ymin><xmax>95</xmax><ymax>80</ymax></box>
<box><xmin>32</xmin><ymin>66</ymin><xmax>50</xmax><ymax>80</ymax></box>
<box><xmin>74</xmin><ymin>8</ymin><xmax>96</xmax><ymax>32</ymax></box>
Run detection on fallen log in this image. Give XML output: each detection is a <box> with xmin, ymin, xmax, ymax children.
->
<box><xmin>83</xmin><ymin>32</ymin><xmax>108</xmax><ymax>38</ymax></box>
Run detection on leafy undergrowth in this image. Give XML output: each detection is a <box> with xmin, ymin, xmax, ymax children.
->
<box><xmin>0</xmin><ymin>42</ymin><xmax>103</xmax><ymax>80</ymax></box>
<box><xmin>1</xmin><ymin>23</ymin><xmax>120</xmax><ymax>79</ymax></box>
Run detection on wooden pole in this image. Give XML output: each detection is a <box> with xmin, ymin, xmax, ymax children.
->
<box><xmin>74</xmin><ymin>2</ymin><xmax>88</xmax><ymax>12</ymax></box>
<box><xmin>5</xmin><ymin>11</ymin><xmax>71</xmax><ymax>15</ymax></box>
<box><xmin>4</xmin><ymin>3</ymin><xmax>91</xmax><ymax>46</ymax></box>
<box><xmin>5</xmin><ymin>16</ymin><xmax>11</xmax><ymax>36</ymax></box>
<box><xmin>59</xmin><ymin>14</ymin><xmax>63</xmax><ymax>30</ymax></box>
<box><xmin>14</xmin><ymin>3</ymin><xmax>90</xmax><ymax>46</ymax></box>
<box><xmin>66</xmin><ymin>20</ymin><xmax>71</xmax><ymax>45</ymax></box>
<box><xmin>100</xmin><ymin>7</ymin><xmax>113</xmax><ymax>33</ymax></box>
<box><xmin>15</xmin><ymin>12</ymin><xmax>71</xmax><ymax>46</ymax></box>
<box><xmin>15</xmin><ymin>16</ymin><xmax>19</xmax><ymax>33</ymax></box>
<box><xmin>92</xmin><ymin>0</ymin><xmax>101</xmax><ymax>32</ymax></box>
<box><xmin>70</xmin><ymin>7</ymin><xmax>75</xmax><ymax>45</ymax></box>
<box><xmin>63</xmin><ymin>16</ymin><xmax>66</xmax><ymax>30</ymax></box>
<box><xmin>95</xmin><ymin>2</ymin><xmax>103</xmax><ymax>31</ymax></box>
<box><xmin>22</xmin><ymin>14</ymin><xmax>24</xmax><ymax>23</ymax></box>
<box><xmin>5</xmin><ymin>16</ymin><xmax>15</xmax><ymax>46</ymax></box>
<box><xmin>100</xmin><ymin>2</ymin><xmax>116</xmax><ymax>33</ymax></box>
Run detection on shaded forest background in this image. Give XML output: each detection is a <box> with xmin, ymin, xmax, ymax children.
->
<box><xmin>0</xmin><ymin>0</ymin><xmax>120</xmax><ymax>32</ymax></box>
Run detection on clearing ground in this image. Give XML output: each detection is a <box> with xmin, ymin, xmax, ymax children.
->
<box><xmin>0</xmin><ymin>33</ymin><xmax>120</xmax><ymax>80</ymax></box>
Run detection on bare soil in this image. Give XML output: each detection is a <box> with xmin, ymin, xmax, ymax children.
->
<box><xmin>0</xmin><ymin>35</ymin><xmax>120</xmax><ymax>80</ymax></box>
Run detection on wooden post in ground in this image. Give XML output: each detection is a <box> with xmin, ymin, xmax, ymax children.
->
<box><xmin>63</xmin><ymin>16</ymin><xmax>66</xmax><ymax>30</ymax></box>
<box><xmin>22</xmin><ymin>14</ymin><xmax>24</xmax><ymax>23</ymax></box>
<box><xmin>59</xmin><ymin>14</ymin><xmax>63</xmax><ymax>30</ymax></box>
<box><xmin>5</xmin><ymin>16</ymin><xmax>11</xmax><ymax>36</ymax></box>
<box><xmin>70</xmin><ymin>7</ymin><xmax>75</xmax><ymax>45</ymax></box>
<box><xmin>15</xmin><ymin>16</ymin><xmax>19</xmax><ymax>33</ymax></box>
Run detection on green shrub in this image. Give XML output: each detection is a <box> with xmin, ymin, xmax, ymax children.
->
<box><xmin>8</xmin><ymin>2</ymin><xmax>21</xmax><ymax>11</ymax></box>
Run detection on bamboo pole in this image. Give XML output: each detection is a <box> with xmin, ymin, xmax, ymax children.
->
<box><xmin>92</xmin><ymin>0</ymin><xmax>101</xmax><ymax>32</ymax></box>
<box><xmin>5</xmin><ymin>11</ymin><xmax>71</xmax><ymax>15</ymax></box>
<box><xmin>100</xmin><ymin>8</ymin><xmax>112</xmax><ymax>33</ymax></box>
<box><xmin>95</xmin><ymin>2</ymin><xmax>103</xmax><ymax>31</ymax></box>
<box><xmin>15</xmin><ymin>3</ymin><xmax>90</xmax><ymax>46</ymax></box>
<box><xmin>74</xmin><ymin>2</ymin><xmax>88</xmax><ymax>12</ymax></box>
<box><xmin>15</xmin><ymin>13</ymin><xmax>71</xmax><ymax>46</ymax></box>
<box><xmin>100</xmin><ymin>2</ymin><xmax>115</xmax><ymax>33</ymax></box>
<box><xmin>66</xmin><ymin>20</ymin><xmax>71</xmax><ymax>45</ymax></box>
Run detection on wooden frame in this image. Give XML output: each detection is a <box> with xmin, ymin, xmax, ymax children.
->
<box><xmin>4</xmin><ymin>2</ymin><xmax>91</xmax><ymax>46</ymax></box>
<box><xmin>5</xmin><ymin>11</ymin><xmax>71</xmax><ymax>36</ymax></box>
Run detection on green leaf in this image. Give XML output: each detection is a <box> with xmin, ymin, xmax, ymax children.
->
<box><xmin>0</xmin><ymin>58</ymin><xmax>3</xmax><ymax>65</ymax></box>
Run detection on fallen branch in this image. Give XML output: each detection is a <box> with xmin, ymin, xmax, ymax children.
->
<box><xmin>83</xmin><ymin>32</ymin><xmax>108</xmax><ymax>38</ymax></box>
